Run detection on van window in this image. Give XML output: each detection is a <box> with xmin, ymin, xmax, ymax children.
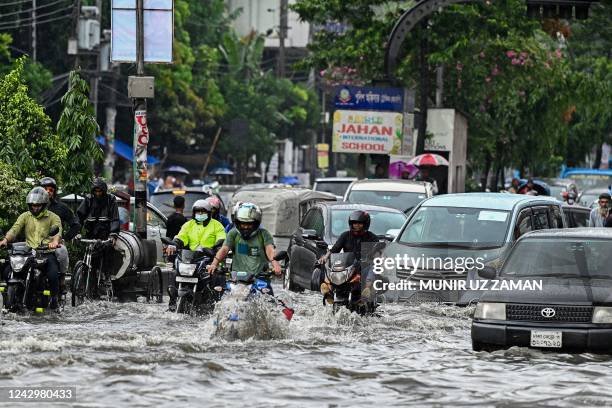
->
<box><xmin>551</xmin><ymin>206</ymin><xmax>564</xmax><ymax>228</ymax></box>
<box><xmin>571</xmin><ymin>209</ymin><xmax>590</xmax><ymax>228</ymax></box>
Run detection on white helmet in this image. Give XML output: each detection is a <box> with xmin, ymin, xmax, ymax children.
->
<box><xmin>192</xmin><ymin>199</ymin><xmax>213</xmax><ymax>214</ymax></box>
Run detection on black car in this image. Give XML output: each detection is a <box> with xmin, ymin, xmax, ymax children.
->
<box><xmin>472</xmin><ymin>228</ymin><xmax>612</xmax><ymax>352</ymax></box>
<box><xmin>284</xmin><ymin>203</ymin><xmax>407</xmax><ymax>291</ymax></box>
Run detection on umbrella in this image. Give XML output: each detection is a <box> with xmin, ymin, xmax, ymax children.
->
<box><xmin>389</xmin><ymin>161</ymin><xmax>419</xmax><ymax>179</ymax></box>
<box><xmin>210</xmin><ymin>167</ymin><xmax>234</xmax><ymax>176</ymax></box>
<box><xmin>164</xmin><ymin>165</ymin><xmax>190</xmax><ymax>175</ymax></box>
<box><xmin>408</xmin><ymin>153</ymin><xmax>449</xmax><ymax>167</ymax></box>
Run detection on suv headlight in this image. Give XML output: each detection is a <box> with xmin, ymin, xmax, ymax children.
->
<box><xmin>178</xmin><ymin>263</ymin><xmax>197</xmax><ymax>276</ymax></box>
<box><xmin>592</xmin><ymin>307</ymin><xmax>612</xmax><ymax>323</ymax></box>
<box><xmin>474</xmin><ymin>302</ymin><xmax>506</xmax><ymax>320</ymax></box>
<box><xmin>10</xmin><ymin>256</ymin><xmax>27</xmax><ymax>272</ymax></box>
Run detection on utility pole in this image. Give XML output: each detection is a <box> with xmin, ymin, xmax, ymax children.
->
<box><xmin>415</xmin><ymin>20</ymin><xmax>429</xmax><ymax>156</ymax></box>
<box><xmin>31</xmin><ymin>0</ymin><xmax>36</xmax><ymax>61</ymax></box>
<box><xmin>90</xmin><ymin>0</ymin><xmax>102</xmax><ymax>118</ymax></box>
<box><xmin>103</xmin><ymin>64</ymin><xmax>118</xmax><ymax>182</ymax></box>
<box><xmin>131</xmin><ymin>0</ymin><xmax>149</xmax><ymax>239</ymax></box>
<box><xmin>277</xmin><ymin>0</ymin><xmax>288</xmax><ymax>78</ymax></box>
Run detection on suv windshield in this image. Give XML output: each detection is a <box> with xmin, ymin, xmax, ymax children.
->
<box><xmin>150</xmin><ymin>191</ymin><xmax>210</xmax><ymax>219</ymax></box>
<box><xmin>346</xmin><ymin>190</ymin><xmax>426</xmax><ymax>212</ymax></box>
<box><xmin>331</xmin><ymin>209</ymin><xmax>406</xmax><ymax>238</ymax></box>
<box><xmin>398</xmin><ymin>206</ymin><xmax>510</xmax><ymax>248</ymax></box>
<box><xmin>502</xmin><ymin>238</ymin><xmax>612</xmax><ymax>279</ymax></box>
<box><xmin>314</xmin><ymin>181</ymin><xmax>352</xmax><ymax>197</ymax></box>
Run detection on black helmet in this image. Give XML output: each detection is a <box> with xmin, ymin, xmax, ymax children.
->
<box><xmin>39</xmin><ymin>177</ymin><xmax>57</xmax><ymax>190</ymax></box>
<box><xmin>348</xmin><ymin>210</ymin><xmax>370</xmax><ymax>230</ymax></box>
<box><xmin>92</xmin><ymin>177</ymin><xmax>108</xmax><ymax>195</ymax></box>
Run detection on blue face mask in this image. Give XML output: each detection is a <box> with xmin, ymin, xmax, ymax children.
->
<box><xmin>195</xmin><ymin>214</ymin><xmax>209</xmax><ymax>223</ymax></box>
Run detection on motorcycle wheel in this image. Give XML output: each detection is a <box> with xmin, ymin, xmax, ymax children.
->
<box><xmin>71</xmin><ymin>262</ymin><xmax>88</xmax><ymax>307</ymax></box>
<box><xmin>6</xmin><ymin>285</ymin><xmax>21</xmax><ymax>312</ymax></box>
<box><xmin>176</xmin><ymin>295</ymin><xmax>193</xmax><ymax>315</ymax></box>
<box><xmin>146</xmin><ymin>267</ymin><xmax>164</xmax><ymax>304</ymax></box>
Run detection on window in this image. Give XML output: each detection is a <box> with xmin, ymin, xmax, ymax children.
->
<box><xmin>551</xmin><ymin>206</ymin><xmax>564</xmax><ymax>228</ymax></box>
<box><xmin>532</xmin><ymin>208</ymin><xmax>551</xmax><ymax>230</ymax></box>
<box><xmin>514</xmin><ymin>209</ymin><xmax>533</xmax><ymax>240</ymax></box>
<box><xmin>571</xmin><ymin>209</ymin><xmax>590</xmax><ymax>228</ymax></box>
<box><xmin>300</xmin><ymin>209</ymin><xmax>324</xmax><ymax>238</ymax></box>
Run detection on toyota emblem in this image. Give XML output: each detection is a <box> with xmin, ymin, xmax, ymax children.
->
<box><xmin>541</xmin><ymin>307</ymin><xmax>556</xmax><ymax>318</ymax></box>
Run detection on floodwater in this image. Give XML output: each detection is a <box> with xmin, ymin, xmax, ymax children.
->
<box><xmin>1</xmin><ymin>285</ymin><xmax>612</xmax><ymax>407</ymax></box>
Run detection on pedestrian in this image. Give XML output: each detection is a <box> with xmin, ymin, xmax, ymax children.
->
<box><xmin>588</xmin><ymin>193</ymin><xmax>611</xmax><ymax>227</ymax></box>
<box><xmin>374</xmin><ymin>164</ymin><xmax>386</xmax><ymax>179</ymax></box>
<box><xmin>416</xmin><ymin>166</ymin><xmax>439</xmax><ymax>195</ymax></box>
<box><xmin>166</xmin><ymin>195</ymin><xmax>187</xmax><ymax>239</ymax></box>
<box><xmin>507</xmin><ymin>178</ymin><xmax>520</xmax><ymax>194</ymax></box>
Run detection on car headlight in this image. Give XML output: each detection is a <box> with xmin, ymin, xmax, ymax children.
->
<box><xmin>474</xmin><ymin>302</ymin><xmax>506</xmax><ymax>320</ymax></box>
<box><xmin>10</xmin><ymin>256</ymin><xmax>26</xmax><ymax>272</ymax></box>
<box><xmin>592</xmin><ymin>307</ymin><xmax>612</xmax><ymax>323</ymax></box>
<box><xmin>178</xmin><ymin>263</ymin><xmax>197</xmax><ymax>276</ymax></box>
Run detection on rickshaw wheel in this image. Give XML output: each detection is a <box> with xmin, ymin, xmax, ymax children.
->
<box><xmin>146</xmin><ymin>266</ymin><xmax>164</xmax><ymax>303</ymax></box>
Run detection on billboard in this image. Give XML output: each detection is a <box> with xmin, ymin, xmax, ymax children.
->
<box><xmin>334</xmin><ymin>86</ymin><xmax>403</xmax><ymax>112</ymax></box>
<box><xmin>332</xmin><ymin>110</ymin><xmax>403</xmax><ymax>155</ymax></box>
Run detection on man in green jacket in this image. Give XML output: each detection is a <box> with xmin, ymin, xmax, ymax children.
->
<box><xmin>166</xmin><ymin>199</ymin><xmax>226</xmax><ymax>310</ymax></box>
<box><xmin>0</xmin><ymin>187</ymin><xmax>62</xmax><ymax>309</ymax></box>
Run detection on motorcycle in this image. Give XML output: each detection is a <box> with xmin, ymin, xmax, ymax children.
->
<box><xmin>322</xmin><ymin>252</ymin><xmax>377</xmax><ymax>315</ymax></box>
<box><xmin>1</xmin><ymin>226</ymin><xmax>64</xmax><ymax>313</ymax></box>
<box><xmin>162</xmin><ymin>237</ymin><xmax>224</xmax><ymax>315</ymax></box>
<box><xmin>213</xmin><ymin>262</ymin><xmax>293</xmax><ymax>339</ymax></box>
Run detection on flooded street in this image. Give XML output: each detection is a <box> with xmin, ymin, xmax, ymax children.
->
<box><xmin>1</xmin><ymin>285</ymin><xmax>612</xmax><ymax>407</ymax></box>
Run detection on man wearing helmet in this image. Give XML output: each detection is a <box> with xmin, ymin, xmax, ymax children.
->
<box><xmin>207</xmin><ymin>202</ymin><xmax>282</xmax><ymax>290</ymax></box>
<box><xmin>205</xmin><ymin>196</ymin><xmax>230</xmax><ymax>229</ymax></box>
<box><xmin>40</xmin><ymin>177</ymin><xmax>81</xmax><ymax>293</ymax></box>
<box><xmin>0</xmin><ymin>187</ymin><xmax>63</xmax><ymax>309</ymax></box>
<box><xmin>317</xmin><ymin>210</ymin><xmax>380</xmax><ymax>305</ymax></box>
<box><xmin>166</xmin><ymin>199</ymin><xmax>226</xmax><ymax>310</ymax></box>
<box><xmin>76</xmin><ymin>177</ymin><xmax>120</xmax><ymax>240</ymax></box>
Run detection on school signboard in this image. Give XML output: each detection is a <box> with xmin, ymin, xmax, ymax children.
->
<box><xmin>332</xmin><ymin>110</ymin><xmax>403</xmax><ymax>155</ymax></box>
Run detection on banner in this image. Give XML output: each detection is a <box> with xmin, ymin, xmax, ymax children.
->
<box><xmin>332</xmin><ymin>110</ymin><xmax>403</xmax><ymax>155</ymax></box>
<box><xmin>334</xmin><ymin>86</ymin><xmax>403</xmax><ymax>112</ymax></box>
<box><xmin>317</xmin><ymin>143</ymin><xmax>329</xmax><ymax>168</ymax></box>
<box><xmin>134</xmin><ymin>110</ymin><xmax>149</xmax><ymax>181</ymax></box>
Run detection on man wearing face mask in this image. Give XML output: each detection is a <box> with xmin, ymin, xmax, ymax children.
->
<box><xmin>166</xmin><ymin>199</ymin><xmax>226</xmax><ymax>310</ymax></box>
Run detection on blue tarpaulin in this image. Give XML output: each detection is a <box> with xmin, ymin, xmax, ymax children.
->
<box><xmin>96</xmin><ymin>136</ymin><xmax>161</xmax><ymax>165</ymax></box>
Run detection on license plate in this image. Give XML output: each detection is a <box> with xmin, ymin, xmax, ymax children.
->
<box><xmin>176</xmin><ymin>277</ymin><xmax>198</xmax><ymax>283</ymax></box>
<box><xmin>530</xmin><ymin>330</ymin><xmax>562</xmax><ymax>348</ymax></box>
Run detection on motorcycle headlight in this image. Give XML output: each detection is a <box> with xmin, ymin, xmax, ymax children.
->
<box><xmin>10</xmin><ymin>256</ymin><xmax>26</xmax><ymax>272</ymax></box>
<box><xmin>474</xmin><ymin>302</ymin><xmax>506</xmax><ymax>320</ymax></box>
<box><xmin>328</xmin><ymin>270</ymin><xmax>349</xmax><ymax>286</ymax></box>
<box><xmin>178</xmin><ymin>263</ymin><xmax>197</xmax><ymax>276</ymax></box>
<box><xmin>592</xmin><ymin>307</ymin><xmax>612</xmax><ymax>323</ymax></box>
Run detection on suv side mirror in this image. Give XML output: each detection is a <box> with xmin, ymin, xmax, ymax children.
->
<box><xmin>384</xmin><ymin>229</ymin><xmax>400</xmax><ymax>241</ymax></box>
<box><xmin>478</xmin><ymin>266</ymin><xmax>497</xmax><ymax>280</ymax></box>
<box><xmin>301</xmin><ymin>229</ymin><xmax>319</xmax><ymax>239</ymax></box>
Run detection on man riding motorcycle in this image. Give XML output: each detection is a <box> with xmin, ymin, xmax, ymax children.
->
<box><xmin>0</xmin><ymin>187</ymin><xmax>63</xmax><ymax>309</ymax></box>
<box><xmin>166</xmin><ymin>199</ymin><xmax>227</xmax><ymax>311</ymax></box>
<box><xmin>76</xmin><ymin>178</ymin><xmax>120</xmax><ymax>280</ymax></box>
<box><xmin>207</xmin><ymin>203</ymin><xmax>281</xmax><ymax>293</ymax></box>
<box><xmin>39</xmin><ymin>177</ymin><xmax>81</xmax><ymax>294</ymax></box>
<box><xmin>317</xmin><ymin>210</ymin><xmax>380</xmax><ymax>305</ymax></box>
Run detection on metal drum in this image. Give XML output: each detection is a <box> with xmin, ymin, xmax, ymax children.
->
<box><xmin>111</xmin><ymin>231</ymin><xmax>144</xmax><ymax>280</ymax></box>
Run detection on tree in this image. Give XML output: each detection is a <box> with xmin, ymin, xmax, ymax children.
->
<box><xmin>0</xmin><ymin>57</ymin><xmax>67</xmax><ymax>181</ymax></box>
<box><xmin>56</xmin><ymin>70</ymin><xmax>103</xmax><ymax>194</ymax></box>
<box><xmin>0</xmin><ymin>161</ymin><xmax>30</xmax><ymax>232</ymax></box>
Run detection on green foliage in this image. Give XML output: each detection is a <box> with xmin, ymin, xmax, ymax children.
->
<box><xmin>56</xmin><ymin>70</ymin><xmax>103</xmax><ymax>194</ymax></box>
<box><xmin>0</xmin><ymin>161</ymin><xmax>30</xmax><ymax>232</ymax></box>
<box><xmin>0</xmin><ymin>57</ymin><xmax>67</xmax><ymax>181</ymax></box>
<box><xmin>293</xmin><ymin>0</ymin><xmax>610</xmax><ymax>177</ymax></box>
